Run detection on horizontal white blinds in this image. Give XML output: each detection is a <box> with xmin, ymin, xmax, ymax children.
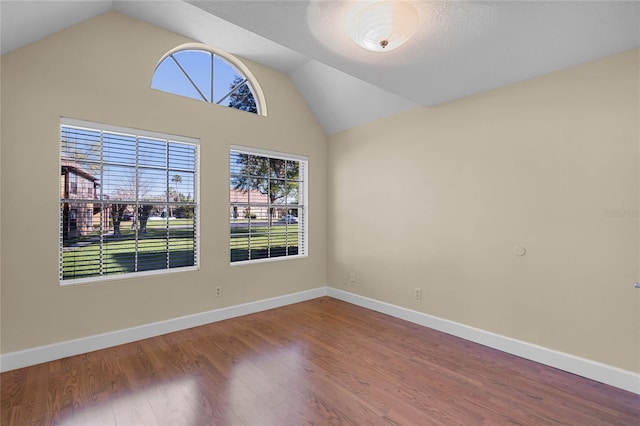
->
<box><xmin>229</xmin><ymin>148</ymin><xmax>307</xmax><ymax>263</ymax></box>
<box><xmin>60</xmin><ymin>121</ymin><xmax>198</xmax><ymax>283</ymax></box>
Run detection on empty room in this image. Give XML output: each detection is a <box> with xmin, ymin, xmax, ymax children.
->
<box><xmin>1</xmin><ymin>1</ymin><xmax>639</xmax><ymax>424</ymax></box>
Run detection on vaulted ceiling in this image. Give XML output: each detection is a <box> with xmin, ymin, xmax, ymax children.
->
<box><xmin>2</xmin><ymin>1</ymin><xmax>639</xmax><ymax>134</ymax></box>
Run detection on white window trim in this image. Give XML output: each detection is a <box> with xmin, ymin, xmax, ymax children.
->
<box><xmin>229</xmin><ymin>145</ymin><xmax>308</xmax><ymax>265</ymax></box>
<box><xmin>59</xmin><ymin>118</ymin><xmax>200</xmax><ymax>286</ymax></box>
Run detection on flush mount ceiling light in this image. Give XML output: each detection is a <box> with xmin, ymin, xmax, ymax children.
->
<box><xmin>349</xmin><ymin>1</ymin><xmax>419</xmax><ymax>52</ymax></box>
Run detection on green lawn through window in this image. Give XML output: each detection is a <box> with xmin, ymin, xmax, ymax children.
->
<box><xmin>230</xmin><ymin>223</ymin><xmax>299</xmax><ymax>262</ymax></box>
<box><xmin>62</xmin><ymin>219</ymin><xmax>195</xmax><ymax>280</ymax></box>
<box><xmin>63</xmin><ymin>220</ymin><xmax>300</xmax><ymax>278</ymax></box>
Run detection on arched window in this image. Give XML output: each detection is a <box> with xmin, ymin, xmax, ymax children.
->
<box><xmin>152</xmin><ymin>45</ymin><xmax>266</xmax><ymax>116</ymax></box>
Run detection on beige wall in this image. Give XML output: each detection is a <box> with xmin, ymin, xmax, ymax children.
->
<box><xmin>0</xmin><ymin>11</ymin><xmax>328</xmax><ymax>353</ymax></box>
<box><xmin>328</xmin><ymin>49</ymin><xmax>640</xmax><ymax>373</ymax></box>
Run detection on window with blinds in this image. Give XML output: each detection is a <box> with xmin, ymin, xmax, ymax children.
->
<box><xmin>60</xmin><ymin>118</ymin><xmax>199</xmax><ymax>284</ymax></box>
<box><xmin>230</xmin><ymin>146</ymin><xmax>307</xmax><ymax>263</ymax></box>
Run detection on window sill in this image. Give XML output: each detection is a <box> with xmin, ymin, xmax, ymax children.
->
<box><xmin>60</xmin><ymin>266</ymin><xmax>199</xmax><ymax>287</ymax></box>
<box><xmin>230</xmin><ymin>254</ymin><xmax>308</xmax><ymax>267</ymax></box>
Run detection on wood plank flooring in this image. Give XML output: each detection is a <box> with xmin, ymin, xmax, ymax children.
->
<box><xmin>1</xmin><ymin>297</ymin><xmax>638</xmax><ymax>425</ymax></box>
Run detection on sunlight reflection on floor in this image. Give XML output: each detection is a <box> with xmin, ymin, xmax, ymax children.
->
<box><xmin>58</xmin><ymin>377</ymin><xmax>199</xmax><ymax>426</ymax></box>
<box><xmin>228</xmin><ymin>344</ymin><xmax>307</xmax><ymax>424</ymax></box>
<box><xmin>56</xmin><ymin>342</ymin><xmax>310</xmax><ymax>425</ymax></box>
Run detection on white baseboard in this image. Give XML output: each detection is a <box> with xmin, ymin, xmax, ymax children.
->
<box><xmin>0</xmin><ymin>287</ymin><xmax>327</xmax><ymax>373</ymax></box>
<box><xmin>327</xmin><ymin>288</ymin><xmax>640</xmax><ymax>395</ymax></box>
<box><xmin>2</xmin><ymin>286</ymin><xmax>638</xmax><ymax>395</ymax></box>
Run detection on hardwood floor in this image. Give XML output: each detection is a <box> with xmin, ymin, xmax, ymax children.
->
<box><xmin>2</xmin><ymin>297</ymin><xmax>638</xmax><ymax>425</ymax></box>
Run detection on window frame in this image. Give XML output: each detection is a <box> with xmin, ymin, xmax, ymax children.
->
<box><xmin>59</xmin><ymin>117</ymin><xmax>200</xmax><ymax>286</ymax></box>
<box><xmin>152</xmin><ymin>44</ymin><xmax>267</xmax><ymax>117</ymax></box>
<box><xmin>229</xmin><ymin>145</ymin><xmax>308</xmax><ymax>265</ymax></box>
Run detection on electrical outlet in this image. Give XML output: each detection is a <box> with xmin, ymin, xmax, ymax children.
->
<box><xmin>215</xmin><ymin>286</ymin><xmax>222</xmax><ymax>297</ymax></box>
<box><xmin>415</xmin><ymin>288</ymin><xmax>422</xmax><ymax>300</ymax></box>
<box><xmin>343</xmin><ymin>274</ymin><xmax>348</xmax><ymax>285</ymax></box>
<box><xmin>349</xmin><ymin>272</ymin><xmax>356</xmax><ymax>282</ymax></box>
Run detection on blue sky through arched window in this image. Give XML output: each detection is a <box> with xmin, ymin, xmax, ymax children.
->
<box><xmin>152</xmin><ymin>49</ymin><xmax>258</xmax><ymax>113</ymax></box>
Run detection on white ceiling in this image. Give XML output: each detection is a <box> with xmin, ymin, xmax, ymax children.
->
<box><xmin>2</xmin><ymin>1</ymin><xmax>639</xmax><ymax>134</ymax></box>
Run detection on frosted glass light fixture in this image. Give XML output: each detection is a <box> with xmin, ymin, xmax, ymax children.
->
<box><xmin>349</xmin><ymin>1</ymin><xmax>419</xmax><ymax>52</ymax></box>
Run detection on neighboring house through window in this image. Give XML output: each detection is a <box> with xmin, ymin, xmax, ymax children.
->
<box><xmin>60</xmin><ymin>161</ymin><xmax>103</xmax><ymax>239</ymax></box>
<box><xmin>59</xmin><ymin>118</ymin><xmax>199</xmax><ymax>284</ymax></box>
<box><xmin>230</xmin><ymin>146</ymin><xmax>307</xmax><ymax>263</ymax></box>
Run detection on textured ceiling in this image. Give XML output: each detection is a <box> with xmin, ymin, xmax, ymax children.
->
<box><xmin>188</xmin><ymin>1</ymin><xmax>640</xmax><ymax>111</ymax></box>
<box><xmin>2</xmin><ymin>1</ymin><xmax>639</xmax><ymax>134</ymax></box>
